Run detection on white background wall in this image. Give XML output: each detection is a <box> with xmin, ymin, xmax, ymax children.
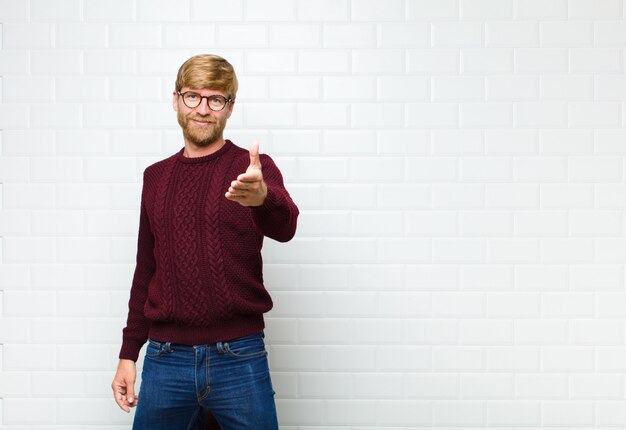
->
<box><xmin>2</xmin><ymin>0</ymin><xmax>626</xmax><ymax>428</ymax></box>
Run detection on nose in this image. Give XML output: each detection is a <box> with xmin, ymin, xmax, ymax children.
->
<box><xmin>194</xmin><ymin>97</ymin><xmax>211</xmax><ymax>115</ymax></box>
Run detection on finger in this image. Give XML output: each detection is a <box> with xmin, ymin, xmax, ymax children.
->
<box><xmin>113</xmin><ymin>385</ymin><xmax>130</xmax><ymax>413</ymax></box>
<box><xmin>126</xmin><ymin>381</ymin><xmax>136</xmax><ymax>405</ymax></box>
<box><xmin>237</xmin><ymin>170</ymin><xmax>262</xmax><ymax>183</ymax></box>
<box><xmin>249</xmin><ymin>141</ymin><xmax>262</xmax><ymax>169</ymax></box>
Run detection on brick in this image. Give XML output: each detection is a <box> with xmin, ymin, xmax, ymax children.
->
<box><xmin>570</xmin><ymin>211</ymin><xmax>622</xmax><ymax>236</ymax></box>
<box><xmin>378</xmin><ymin>292</ymin><xmax>431</xmax><ymax>317</ymax></box>
<box><xmin>540</xmin><ymin>22</ymin><xmax>592</xmax><ymax>47</ymax></box>
<box><xmin>321</xmin><ymin>130</ymin><xmax>376</xmax><ymax>154</ymax></box>
<box><xmin>542</xmin><ymin>347</ymin><xmax>594</xmax><ymax>371</ymax></box>
<box><xmin>433</xmin><ymin>184</ymin><xmax>484</xmax><ymax>208</ymax></box>
<box><xmin>352</xmin><ymin>49</ymin><xmax>404</xmax><ymax>74</ymax></box>
<box><xmin>299</xmin><ymin>372</ymin><xmax>352</xmax><ymax>398</ymax></box>
<box><xmin>433</xmin><ymin>292</ymin><xmax>485</xmax><ymax>317</ymax></box>
<box><xmin>570</xmin><ymin>266</ymin><xmax>623</xmax><ymax>291</ymax></box>
<box><xmin>432</xmin><ymin>130</ymin><xmax>481</xmax><ymax>154</ymax></box>
<box><xmin>432</xmin><ymin>22</ymin><xmax>483</xmax><ymax>47</ymax></box>
<box><xmin>4</xmin><ymin>345</ymin><xmax>56</xmax><ymax>371</ymax></box>
<box><xmin>542</xmin><ymin>402</ymin><xmax>594</xmax><ymax>426</ymax></box>
<box><xmin>540</xmin><ymin>184</ymin><xmax>593</xmax><ymax>208</ymax></box>
<box><xmin>462</xmin><ymin>265</ymin><xmax>512</xmax><ymax>291</ymax></box>
<box><xmin>408</xmin><ymin>49</ymin><xmax>459</xmax><ymax>73</ymax></box>
<box><xmin>460</xmin><ymin>320</ymin><xmax>513</xmax><ymax>344</ymax></box>
<box><xmin>462</xmin><ymin>48</ymin><xmax>513</xmax><ymax>74</ymax></box>
<box><xmin>462</xmin><ymin>0</ymin><xmax>514</xmax><ymax>19</ymax></box>
<box><xmin>298</xmin><ymin>319</ymin><xmax>352</xmax><ymax>344</ymax></box>
<box><xmin>324</xmin><ymin>400</ymin><xmax>378</xmax><ymax>426</ymax></box>
<box><xmin>0</xmin><ymin>104</ymin><xmax>28</xmax><ymax>128</ymax></box>
<box><xmin>246</xmin><ymin>51</ymin><xmax>296</xmax><ymax>74</ymax></box>
<box><xmin>297</xmin><ymin>0</ymin><xmax>348</xmax><ymax>21</ymax></box>
<box><xmin>84</xmin><ymin>0</ymin><xmax>134</xmax><ymax>20</ymax></box>
<box><xmin>354</xmin><ymin>374</ymin><xmax>403</xmax><ymax>398</ymax></box>
<box><xmin>31</xmin><ymin>0</ymin><xmax>80</xmax><ymax>21</ymax></box>
<box><xmin>517</xmin><ymin>375</ymin><xmax>568</xmax><ymax>399</ymax></box>
<box><xmin>514</xmin><ymin>156</ymin><xmax>567</xmax><ymax>182</ymax></box>
<box><xmin>379</xmin><ymin>401</ymin><xmax>431</xmax><ymax>426</ymax></box>
<box><xmin>487</xmin><ymin>239</ymin><xmax>539</xmax><ymax>263</ymax></box>
<box><xmin>407</xmin><ymin>0</ymin><xmax>459</xmax><ymax>20</ymax></box>
<box><xmin>3</xmin><ymin>399</ymin><xmax>56</xmax><ymax>424</ymax></box>
<box><xmin>245</xmin><ymin>0</ymin><xmax>295</xmax><ymax>20</ymax></box>
<box><xmin>461</xmin><ymin>103</ymin><xmax>513</xmax><ymax>127</ymax></box>
<box><xmin>515</xmin><ymin>320</ymin><xmax>568</xmax><ymax>344</ymax></box>
<box><xmin>570</xmin><ymin>48</ymin><xmax>622</xmax><ymax>73</ymax></box>
<box><xmin>192</xmin><ymin>0</ymin><xmax>243</xmax><ymax>21</ymax></box>
<box><xmin>270</xmin><ymin>24</ymin><xmax>319</xmax><ymax>48</ymax></box>
<box><xmin>406</xmin><ymin>211</ymin><xmax>457</xmax><ymax>236</ymax></box>
<box><xmin>488</xmin><ymin>347</ymin><xmax>540</xmax><ymax>371</ymax></box>
<box><xmin>432</xmin><ymin>347</ymin><xmax>484</xmax><ymax>371</ymax></box>
<box><xmin>486</xmin><ymin>129</ymin><xmax>537</xmax><ymax>154</ymax></box>
<box><xmin>487</xmin><ymin>76</ymin><xmax>538</xmax><ymax>100</ymax></box>
<box><xmin>486</xmin><ymin>21</ymin><xmax>538</xmax><ymax>47</ymax></box>
<box><xmin>540</xmin><ymin>129</ymin><xmax>592</xmax><ymax>154</ymax></box>
<box><xmin>380</xmin><ymin>239</ymin><xmax>431</xmax><ymax>262</ymax></box>
<box><xmin>351</xmin><ymin>103</ymin><xmax>403</xmax><ymax>128</ymax></box>
<box><xmin>515</xmin><ymin>102</ymin><xmax>567</xmax><ymax>128</ymax></box>
<box><xmin>406</xmin><ymin>374</ymin><xmax>458</xmax><ymax>398</ymax></box>
<box><xmin>487</xmin><ymin>402</ymin><xmax>540</xmax><ymax>426</ymax></box>
<box><xmin>57</xmin><ymin>238</ymin><xmax>109</xmax><ymax>263</ymax></box>
<box><xmin>379</xmin><ymin>23</ymin><xmax>429</xmax><ymax>47</ymax></box>
<box><xmin>172</xmin><ymin>24</ymin><xmax>219</xmax><ymax>46</ymax></box>
<box><xmin>349</xmin><ymin>264</ymin><xmax>404</xmax><ymax>290</ymax></box>
<box><xmin>460</xmin><ymin>211</ymin><xmax>512</xmax><ymax>236</ymax></box>
<box><xmin>110</xmin><ymin>77</ymin><xmax>162</xmax><ymax>102</ymax></box>
<box><xmin>461</xmin><ymin>374</ymin><xmax>513</xmax><ymax>398</ymax></box>
<box><xmin>56</xmin><ymin>24</ymin><xmax>106</xmax><ymax>48</ymax></box>
<box><xmin>408</xmin><ymin>103</ymin><xmax>458</xmax><ymax>128</ymax></box>
<box><xmin>569</xmin><ymin>0</ymin><xmax>622</xmax><ymax>18</ymax></box>
<box><xmin>541</xmin><ymin>238</ymin><xmax>594</xmax><ymax>263</ymax></box>
<box><xmin>276</xmin><ymin>400</ymin><xmax>324</xmax><ymax>426</ymax></box>
<box><xmin>515</xmin><ymin>0</ymin><xmax>566</xmax><ymax>18</ymax></box>
<box><xmin>595</xmin><ymin>21</ymin><xmax>626</xmax><ymax>46</ymax></box>
<box><xmin>3</xmin><ymin>23</ymin><xmax>53</xmax><ymax>48</ymax></box>
<box><xmin>541</xmin><ymin>75</ymin><xmax>593</xmax><ymax>99</ymax></box>
<box><xmin>487</xmin><ymin>293</ymin><xmax>540</xmax><ymax>317</ymax></box>
<box><xmin>268</xmin><ymin>77</ymin><xmax>320</xmax><ymax>101</ymax></box>
<box><xmin>3</xmin><ymin>237</ymin><xmax>56</xmax><ymax>263</ymax></box>
<box><xmin>0</xmin><ymin>0</ymin><xmax>29</xmax><ymax>20</ymax></box>
<box><xmin>3</xmin><ymin>77</ymin><xmax>54</xmax><ymax>102</ymax></box>
<box><xmin>461</xmin><ymin>156</ymin><xmax>513</xmax><ymax>182</ymax></box>
<box><xmin>376</xmin><ymin>345</ymin><xmax>430</xmax><ymax>369</ymax></box>
<box><xmin>433</xmin><ymin>76</ymin><xmax>483</xmax><ymax>101</ymax></box>
<box><xmin>0</xmin><ymin>50</ymin><xmax>29</xmax><ymax>75</ymax></box>
<box><xmin>109</xmin><ymin>24</ymin><xmax>162</xmax><ymax>48</ymax></box>
<box><xmin>514</xmin><ymin>211</ymin><xmax>568</xmax><ymax>236</ymax></box>
<box><xmin>137</xmin><ymin>0</ymin><xmax>190</xmax><ymax>21</ymax></box>
<box><xmin>515</xmin><ymin>48</ymin><xmax>568</xmax><ymax>73</ymax></box>
<box><xmin>569</xmin><ymin>156</ymin><xmax>622</xmax><ymax>182</ymax></box>
<box><xmin>323</xmin><ymin>24</ymin><xmax>375</xmax><ymax>48</ymax></box>
<box><xmin>217</xmin><ymin>24</ymin><xmax>267</xmax><ymax>48</ymax></box>
<box><xmin>85</xmin><ymin>50</ymin><xmax>135</xmax><ymax>75</ymax></box>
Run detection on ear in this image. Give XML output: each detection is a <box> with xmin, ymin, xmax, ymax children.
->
<box><xmin>225</xmin><ymin>100</ymin><xmax>235</xmax><ymax>119</ymax></box>
<box><xmin>172</xmin><ymin>91</ymin><xmax>179</xmax><ymax>112</ymax></box>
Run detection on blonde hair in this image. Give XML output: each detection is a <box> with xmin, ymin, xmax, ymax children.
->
<box><xmin>175</xmin><ymin>54</ymin><xmax>238</xmax><ymax>100</ymax></box>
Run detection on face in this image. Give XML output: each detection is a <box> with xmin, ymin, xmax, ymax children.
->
<box><xmin>173</xmin><ymin>87</ymin><xmax>234</xmax><ymax>148</ymax></box>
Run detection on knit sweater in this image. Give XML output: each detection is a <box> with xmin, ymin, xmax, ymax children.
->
<box><xmin>119</xmin><ymin>140</ymin><xmax>299</xmax><ymax>361</ymax></box>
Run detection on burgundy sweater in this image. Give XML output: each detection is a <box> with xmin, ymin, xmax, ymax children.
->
<box><xmin>119</xmin><ymin>140</ymin><xmax>299</xmax><ymax>361</ymax></box>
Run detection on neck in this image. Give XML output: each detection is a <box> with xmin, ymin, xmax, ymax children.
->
<box><xmin>183</xmin><ymin>138</ymin><xmax>226</xmax><ymax>158</ymax></box>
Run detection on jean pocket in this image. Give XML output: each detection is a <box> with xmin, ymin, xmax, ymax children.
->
<box><xmin>145</xmin><ymin>339</ymin><xmax>173</xmax><ymax>358</ymax></box>
<box><xmin>223</xmin><ymin>335</ymin><xmax>266</xmax><ymax>359</ymax></box>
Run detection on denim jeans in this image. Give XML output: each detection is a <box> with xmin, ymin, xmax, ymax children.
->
<box><xmin>132</xmin><ymin>332</ymin><xmax>278</xmax><ymax>430</ymax></box>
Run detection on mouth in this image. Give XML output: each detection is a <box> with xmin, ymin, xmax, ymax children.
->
<box><xmin>190</xmin><ymin>119</ymin><xmax>214</xmax><ymax>127</ymax></box>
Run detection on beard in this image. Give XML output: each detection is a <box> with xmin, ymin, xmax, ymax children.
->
<box><xmin>177</xmin><ymin>110</ymin><xmax>227</xmax><ymax>148</ymax></box>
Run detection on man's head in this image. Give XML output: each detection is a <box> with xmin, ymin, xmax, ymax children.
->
<box><xmin>173</xmin><ymin>54</ymin><xmax>238</xmax><ymax>149</ymax></box>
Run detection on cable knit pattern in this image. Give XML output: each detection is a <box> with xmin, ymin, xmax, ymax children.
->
<box><xmin>119</xmin><ymin>140</ymin><xmax>299</xmax><ymax>361</ymax></box>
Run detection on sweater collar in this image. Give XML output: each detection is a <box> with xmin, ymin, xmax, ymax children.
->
<box><xmin>176</xmin><ymin>139</ymin><xmax>233</xmax><ymax>164</ymax></box>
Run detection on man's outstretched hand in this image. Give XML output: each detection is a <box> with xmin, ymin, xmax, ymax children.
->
<box><xmin>225</xmin><ymin>141</ymin><xmax>268</xmax><ymax>207</ymax></box>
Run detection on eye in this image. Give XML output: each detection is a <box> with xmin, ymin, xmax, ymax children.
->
<box><xmin>186</xmin><ymin>93</ymin><xmax>200</xmax><ymax>100</ymax></box>
<box><xmin>209</xmin><ymin>96</ymin><xmax>224</xmax><ymax>104</ymax></box>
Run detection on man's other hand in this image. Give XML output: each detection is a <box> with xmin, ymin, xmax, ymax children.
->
<box><xmin>112</xmin><ymin>359</ymin><xmax>138</xmax><ymax>413</ymax></box>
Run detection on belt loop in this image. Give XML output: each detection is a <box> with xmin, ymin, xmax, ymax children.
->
<box><xmin>216</xmin><ymin>341</ymin><xmax>225</xmax><ymax>354</ymax></box>
<box><xmin>164</xmin><ymin>342</ymin><xmax>173</xmax><ymax>352</ymax></box>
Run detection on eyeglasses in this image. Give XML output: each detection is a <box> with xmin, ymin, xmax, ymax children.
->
<box><xmin>177</xmin><ymin>91</ymin><xmax>232</xmax><ymax>111</ymax></box>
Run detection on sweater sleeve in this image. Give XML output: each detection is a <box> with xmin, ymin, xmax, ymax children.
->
<box><xmin>250</xmin><ymin>154</ymin><xmax>299</xmax><ymax>243</ymax></box>
<box><xmin>119</xmin><ymin>177</ymin><xmax>156</xmax><ymax>362</ymax></box>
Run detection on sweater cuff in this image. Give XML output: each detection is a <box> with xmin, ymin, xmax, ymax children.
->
<box><xmin>119</xmin><ymin>339</ymin><xmax>145</xmax><ymax>362</ymax></box>
<box><xmin>252</xmin><ymin>185</ymin><xmax>283</xmax><ymax>214</ymax></box>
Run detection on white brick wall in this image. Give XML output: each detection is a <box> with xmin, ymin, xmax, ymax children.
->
<box><xmin>2</xmin><ymin>0</ymin><xmax>626</xmax><ymax>428</ymax></box>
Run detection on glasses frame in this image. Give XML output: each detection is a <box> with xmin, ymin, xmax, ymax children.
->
<box><xmin>177</xmin><ymin>91</ymin><xmax>232</xmax><ymax>111</ymax></box>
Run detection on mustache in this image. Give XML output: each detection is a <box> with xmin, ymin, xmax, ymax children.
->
<box><xmin>188</xmin><ymin>116</ymin><xmax>215</xmax><ymax>123</ymax></box>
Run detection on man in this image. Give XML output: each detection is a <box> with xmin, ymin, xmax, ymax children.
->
<box><xmin>111</xmin><ymin>54</ymin><xmax>299</xmax><ymax>429</ymax></box>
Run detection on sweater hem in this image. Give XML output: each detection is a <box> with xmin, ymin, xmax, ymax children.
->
<box><xmin>148</xmin><ymin>314</ymin><xmax>265</xmax><ymax>346</ymax></box>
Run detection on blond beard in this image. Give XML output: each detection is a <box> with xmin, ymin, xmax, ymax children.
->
<box><xmin>177</xmin><ymin>110</ymin><xmax>227</xmax><ymax>148</ymax></box>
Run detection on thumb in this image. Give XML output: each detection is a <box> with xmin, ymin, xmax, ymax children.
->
<box><xmin>126</xmin><ymin>379</ymin><xmax>136</xmax><ymax>403</ymax></box>
<box><xmin>249</xmin><ymin>140</ymin><xmax>262</xmax><ymax>169</ymax></box>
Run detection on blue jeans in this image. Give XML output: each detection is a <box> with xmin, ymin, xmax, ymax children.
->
<box><xmin>132</xmin><ymin>332</ymin><xmax>278</xmax><ymax>430</ymax></box>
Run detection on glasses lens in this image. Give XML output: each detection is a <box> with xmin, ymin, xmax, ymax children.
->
<box><xmin>183</xmin><ymin>92</ymin><xmax>201</xmax><ymax>108</ymax></box>
<box><xmin>208</xmin><ymin>96</ymin><xmax>226</xmax><ymax>111</ymax></box>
